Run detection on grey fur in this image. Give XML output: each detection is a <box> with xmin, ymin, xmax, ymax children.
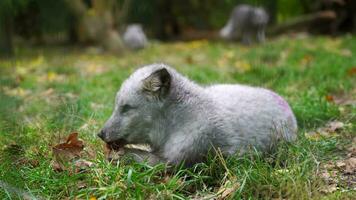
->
<box><xmin>99</xmin><ymin>64</ymin><xmax>297</xmax><ymax>166</ymax></box>
<box><xmin>123</xmin><ymin>24</ymin><xmax>147</xmax><ymax>50</ymax></box>
<box><xmin>220</xmin><ymin>4</ymin><xmax>269</xmax><ymax>44</ymax></box>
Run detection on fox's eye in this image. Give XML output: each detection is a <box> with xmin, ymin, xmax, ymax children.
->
<box><xmin>120</xmin><ymin>104</ymin><xmax>135</xmax><ymax>114</ymax></box>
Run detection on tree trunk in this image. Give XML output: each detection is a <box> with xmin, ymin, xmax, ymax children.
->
<box><xmin>65</xmin><ymin>0</ymin><xmax>123</xmax><ymax>52</ymax></box>
<box><xmin>268</xmin><ymin>10</ymin><xmax>336</xmax><ymax>35</ymax></box>
<box><xmin>0</xmin><ymin>13</ymin><xmax>14</xmax><ymax>58</ymax></box>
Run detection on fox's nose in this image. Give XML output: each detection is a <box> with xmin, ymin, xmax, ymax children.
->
<box><xmin>97</xmin><ymin>130</ymin><xmax>105</xmax><ymax>140</ymax></box>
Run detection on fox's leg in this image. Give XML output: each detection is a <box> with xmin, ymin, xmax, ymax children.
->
<box><xmin>121</xmin><ymin>148</ymin><xmax>166</xmax><ymax>166</ymax></box>
<box><xmin>257</xmin><ymin>28</ymin><xmax>265</xmax><ymax>43</ymax></box>
<box><xmin>242</xmin><ymin>30</ymin><xmax>252</xmax><ymax>45</ymax></box>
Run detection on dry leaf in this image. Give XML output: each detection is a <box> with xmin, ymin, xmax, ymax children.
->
<box><xmin>52</xmin><ymin>132</ymin><xmax>84</xmax><ymax>171</ymax></box>
<box><xmin>234</xmin><ymin>60</ymin><xmax>251</xmax><ymax>73</ymax></box>
<box><xmin>335</xmin><ymin>160</ymin><xmax>346</xmax><ymax>168</ymax></box>
<box><xmin>347</xmin><ymin>146</ymin><xmax>356</xmax><ymax>158</ymax></box>
<box><xmin>2</xmin><ymin>87</ymin><xmax>31</xmax><ymax>98</ymax></box>
<box><xmin>216</xmin><ymin>178</ymin><xmax>240</xmax><ymax>200</ymax></box>
<box><xmin>300</xmin><ymin>55</ymin><xmax>313</xmax><ymax>66</ymax></box>
<box><xmin>339</xmin><ymin>49</ymin><xmax>352</xmax><ymax>57</ymax></box>
<box><xmin>77</xmin><ymin>181</ymin><xmax>87</xmax><ymax>189</ymax></box>
<box><xmin>326</xmin><ymin>121</ymin><xmax>344</xmax><ymax>132</ymax></box>
<box><xmin>219</xmin><ymin>183</ymin><xmax>240</xmax><ymax>200</ymax></box>
<box><xmin>37</xmin><ymin>72</ymin><xmax>66</xmax><ymax>83</ymax></box>
<box><xmin>104</xmin><ymin>143</ymin><xmax>125</xmax><ymax>162</ymax></box>
<box><xmin>307</xmin><ymin>121</ymin><xmax>345</xmax><ymax>139</ymax></box>
<box><xmin>325</xmin><ymin>95</ymin><xmax>334</xmax><ymax>102</ymax></box>
<box><xmin>320</xmin><ymin>171</ymin><xmax>330</xmax><ymax>180</ymax></box>
<box><xmin>185</xmin><ymin>55</ymin><xmax>194</xmax><ymax>64</ymax></box>
<box><xmin>320</xmin><ymin>183</ymin><xmax>338</xmax><ymax>194</ymax></box>
<box><xmin>89</xmin><ymin>196</ymin><xmax>97</xmax><ymax>200</ymax></box>
<box><xmin>75</xmin><ymin>159</ymin><xmax>94</xmax><ymax>169</ymax></box>
<box><xmin>347</xmin><ymin>67</ymin><xmax>356</xmax><ymax>76</ymax></box>
<box><xmin>344</xmin><ymin>157</ymin><xmax>356</xmax><ymax>174</ymax></box>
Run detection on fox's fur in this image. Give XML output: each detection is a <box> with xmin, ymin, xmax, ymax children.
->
<box><xmin>123</xmin><ymin>24</ymin><xmax>147</xmax><ymax>50</ymax></box>
<box><xmin>220</xmin><ymin>4</ymin><xmax>269</xmax><ymax>44</ymax></box>
<box><xmin>99</xmin><ymin>64</ymin><xmax>297</xmax><ymax>166</ymax></box>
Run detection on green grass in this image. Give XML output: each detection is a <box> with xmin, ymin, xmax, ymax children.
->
<box><xmin>0</xmin><ymin>35</ymin><xmax>355</xmax><ymax>199</ymax></box>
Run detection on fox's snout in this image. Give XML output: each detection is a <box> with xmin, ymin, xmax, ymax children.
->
<box><xmin>97</xmin><ymin>130</ymin><xmax>105</xmax><ymax>141</ymax></box>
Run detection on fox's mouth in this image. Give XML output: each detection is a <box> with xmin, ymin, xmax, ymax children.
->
<box><xmin>106</xmin><ymin>139</ymin><xmax>128</xmax><ymax>151</ymax></box>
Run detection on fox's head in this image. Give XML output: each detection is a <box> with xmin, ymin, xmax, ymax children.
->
<box><xmin>126</xmin><ymin>24</ymin><xmax>144</xmax><ymax>33</ymax></box>
<box><xmin>252</xmin><ymin>8</ymin><xmax>269</xmax><ymax>26</ymax></box>
<box><xmin>98</xmin><ymin>64</ymin><xmax>171</xmax><ymax>146</ymax></box>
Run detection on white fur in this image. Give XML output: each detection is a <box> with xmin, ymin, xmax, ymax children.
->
<box><xmin>101</xmin><ymin>64</ymin><xmax>297</xmax><ymax>166</ymax></box>
<box><xmin>123</xmin><ymin>24</ymin><xmax>147</xmax><ymax>50</ymax></box>
<box><xmin>220</xmin><ymin>4</ymin><xmax>269</xmax><ymax>43</ymax></box>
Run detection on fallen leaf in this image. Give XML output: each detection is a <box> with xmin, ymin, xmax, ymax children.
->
<box><xmin>339</xmin><ymin>49</ymin><xmax>352</xmax><ymax>57</ymax></box>
<box><xmin>104</xmin><ymin>143</ymin><xmax>125</xmax><ymax>162</ymax></box>
<box><xmin>320</xmin><ymin>170</ymin><xmax>330</xmax><ymax>180</ymax></box>
<box><xmin>305</xmin><ymin>132</ymin><xmax>322</xmax><ymax>141</ymax></box>
<box><xmin>89</xmin><ymin>196</ymin><xmax>97</xmax><ymax>200</ymax></box>
<box><xmin>52</xmin><ymin>132</ymin><xmax>84</xmax><ymax>171</ymax></box>
<box><xmin>347</xmin><ymin>146</ymin><xmax>356</xmax><ymax>158</ymax></box>
<box><xmin>325</xmin><ymin>95</ymin><xmax>334</xmax><ymax>102</ymax></box>
<box><xmin>74</xmin><ymin>159</ymin><xmax>94</xmax><ymax>172</ymax></box>
<box><xmin>216</xmin><ymin>178</ymin><xmax>240</xmax><ymax>200</ymax></box>
<box><xmin>325</xmin><ymin>121</ymin><xmax>344</xmax><ymax>132</ymax></box>
<box><xmin>344</xmin><ymin>157</ymin><xmax>356</xmax><ymax>174</ymax></box>
<box><xmin>347</xmin><ymin>67</ymin><xmax>356</xmax><ymax>76</ymax></box>
<box><xmin>219</xmin><ymin>183</ymin><xmax>240</xmax><ymax>200</ymax></box>
<box><xmin>41</xmin><ymin>88</ymin><xmax>54</xmax><ymax>96</ymax></box>
<box><xmin>2</xmin><ymin>87</ymin><xmax>31</xmax><ymax>98</ymax></box>
<box><xmin>300</xmin><ymin>55</ymin><xmax>313</xmax><ymax>66</ymax></box>
<box><xmin>322</xmin><ymin>161</ymin><xmax>335</xmax><ymax>170</ymax></box>
<box><xmin>185</xmin><ymin>55</ymin><xmax>194</xmax><ymax>64</ymax></box>
<box><xmin>75</xmin><ymin>159</ymin><xmax>94</xmax><ymax>168</ymax></box>
<box><xmin>37</xmin><ymin>72</ymin><xmax>66</xmax><ymax>83</ymax></box>
<box><xmin>320</xmin><ymin>183</ymin><xmax>338</xmax><ymax>194</ymax></box>
<box><xmin>307</xmin><ymin>121</ymin><xmax>345</xmax><ymax>139</ymax></box>
<box><xmin>335</xmin><ymin>160</ymin><xmax>346</xmax><ymax>168</ymax></box>
<box><xmin>77</xmin><ymin>181</ymin><xmax>87</xmax><ymax>189</ymax></box>
<box><xmin>234</xmin><ymin>60</ymin><xmax>251</xmax><ymax>73</ymax></box>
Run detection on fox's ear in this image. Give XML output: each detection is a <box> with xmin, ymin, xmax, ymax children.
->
<box><xmin>142</xmin><ymin>68</ymin><xmax>171</xmax><ymax>99</ymax></box>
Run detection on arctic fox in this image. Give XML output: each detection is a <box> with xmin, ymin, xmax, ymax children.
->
<box><xmin>98</xmin><ymin>64</ymin><xmax>297</xmax><ymax>166</ymax></box>
<box><xmin>220</xmin><ymin>4</ymin><xmax>269</xmax><ymax>44</ymax></box>
<box><xmin>123</xmin><ymin>24</ymin><xmax>148</xmax><ymax>50</ymax></box>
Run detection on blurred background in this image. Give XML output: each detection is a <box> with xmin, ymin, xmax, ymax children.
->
<box><xmin>1</xmin><ymin>0</ymin><xmax>355</xmax><ymax>56</ymax></box>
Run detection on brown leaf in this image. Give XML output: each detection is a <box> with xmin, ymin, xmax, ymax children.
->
<box><xmin>77</xmin><ymin>181</ymin><xmax>87</xmax><ymax>189</ymax></box>
<box><xmin>300</xmin><ymin>55</ymin><xmax>313</xmax><ymax>66</ymax></box>
<box><xmin>74</xmin><ymin>159</ymin><xmax>94</xmax><ymax>173</ymax></box>
<box><xmin>320</xmin><ymin>183</ymin><xmax>338</xmax><ymax>194</ymax></box>
<box><xmin>320</xmin><ymin>170</ymin><xmax>330</xmax><ymax>180</ymax></box>
<box><xmin>216</xmin><ymin>178</ymin><xmax>240</xmax><ymax>200</ymax></box>
<box><xmin>335</xmin><ymin>160</ymin><xmax>346</xmax><ymax>168</ymax></box>
<box><xmin>75</xmin><ymin>159</ymin><xmax>94</xmax><ymax>168</ymax></box>
<box><xmin>104</xmin><ymin>143</ymin><xmax>125</xmax><ymax>162</ymax></box>
<box><xmin>325</xmin><ymin>95</ymin><xmax>334</xmax><ymax>102</ymax></box>
<box><xmin>52</xmin><ymin>132</ymin><xmax>84</xmax><ymax>171</ymax></box>
<box><xmin>185</xmin><ymin>55</ymin><xmax>194</xmax><ymax>64</ymax></box>
<box><xmin>347</xmin><ymin>146</ymin><xmax>356</xmax><ymax>158</ymax></box>
<box><xmin>347</xmin><ymin>67</ymin><xmax>356</xmax><ymax>76</ymax></box>
<box><xmin>103</xmin><ymin>140</ymin><xmax>131</xmax><ymax>162</ymax></box>
<box><xmin>219</xmin><ymin>183</ymin><xmax>240</xmax><ymax>200</ymax></box>
<box><xmin>344</xmin><ymin>157</ymin><xmax>356</xmax><ymax>174</ymax></box>
<box><xmin>326</xmin><ymin>121</ymin><xmax>344</xmax><ymax>132</ymax></box>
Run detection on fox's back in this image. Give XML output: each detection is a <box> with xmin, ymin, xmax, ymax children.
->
<box><xmin>205</xmin><ymin>84</ymin><xmax>297</xmax><ymax>153</ymax></box>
